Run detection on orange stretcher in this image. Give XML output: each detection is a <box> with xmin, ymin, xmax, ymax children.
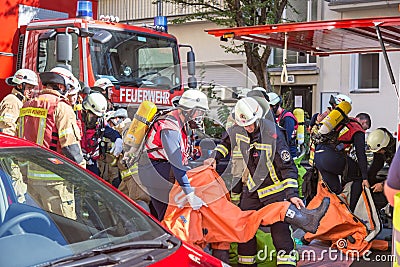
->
<box><xmin>304</xmin><ymin>181</ymin><xmax>388</xmax><ymax>255</ymax></box>
<box><xmin>161</xmin><ymin>166</ymin><xmax>292</xmax><ymax>250</ymax></box>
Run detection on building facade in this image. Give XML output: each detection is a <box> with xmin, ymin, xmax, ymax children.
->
<box><xmin>98</xmin><ymin>0</ymin><xmax>400</xmax><ymax>134</ymax></box>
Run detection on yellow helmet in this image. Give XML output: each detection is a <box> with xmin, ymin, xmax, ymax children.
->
<box><xmin>367</xmin><ymin>129</ymin><xmax>390</xmax><ymax>152</ymax></box>
<box><xmin>83</xmin><ymin>93</ymin><xmax>108</xmax><ymax>116</ymax></box>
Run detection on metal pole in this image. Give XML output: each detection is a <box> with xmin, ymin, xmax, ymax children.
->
<box><xmin>157</xmin><ymin>0</ymin><xmax>163</xmax><ymax>17</ymax></box>
<box><xmin>375</xmin><ymin>23</ymin><xmax>399</xmax><ymax>97</ymax></box>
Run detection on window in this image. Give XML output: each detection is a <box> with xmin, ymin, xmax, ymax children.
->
<box><xmin>350</xmin><ymin>53</ymin><xmax>380</xmax><ymax>92</ymax></box>
<box><xmin>37</xmin><ymin>32</ymin><xmax>80</xmax><ymax>79</ymax></box>
<box><xmin>89</xmin><ymin>28</ymin><xmax>180</xmax><ymax>90</ymax></box>
<box><xmin>272</xmin><ymin>0</ymin><xmax>317</xmax><ymax>66</ymax></box>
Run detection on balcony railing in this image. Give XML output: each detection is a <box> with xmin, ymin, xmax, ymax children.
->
<box><xmin>98</xmin><ymin>0</ymin><xmax>224</xmax><ymax>22</ymax></box>
<box><xmin>326</xmin><ymin>0</ymin><xmax>400</xmax><ymax>11</ymax></box>
<box><xmin>328</xmin><ymin>0</ymin><xmax>394</xmax><ymax>4</ymax></box>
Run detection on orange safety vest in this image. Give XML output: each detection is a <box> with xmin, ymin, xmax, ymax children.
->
<box><xmin>162</xmin><ymin>166</ymin><xmax>291</xmax><ymax>250</ymax></box>
<box><xmin>145</xmin><ymin>110</ymin><xmax>189</xmax><ymax>164</ymax></box>
<box><xmin>19</xmin><ymin>92</ymin><xmax>66</xmax><ymax>153</ymax></box>
<box><xmin>337</xmin><ymin>118</ymin><xmax>365</xmax><ymax>150</ymax></box>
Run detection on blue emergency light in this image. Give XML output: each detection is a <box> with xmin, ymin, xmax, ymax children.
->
<box><xmin>154</xmin><ymin>16</ymin><xmax>168</xmax><ymax>32</ymax></box>
<box><xmin>76</xmin><ymin>1</ymin><xmax>93</xmax><ymax>19</ymax></box>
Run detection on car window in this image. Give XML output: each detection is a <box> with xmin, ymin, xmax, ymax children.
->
<box><xmin>0</xmin><ymin>147</ymin><xmax>167</xmax><ymax>265</ymax></box>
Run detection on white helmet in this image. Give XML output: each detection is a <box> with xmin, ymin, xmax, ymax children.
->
<box><xmin>94</xmin><ymin>78</ymin><xmax>113</xmax><ymax>89</ymax></box>
<box><xmin>104</xmin><ymin>110</ymin><xmax>116</xmax><ymax>122</ymax></box>
<box><xmin>234</xmin><ymin>97</ymin><xmax>263</xmax><ymax>127</ymax></box>
<box><xmin>40</xmin><ymin>67</ymin><xmax>76</xmax><ymax>94</ymax></box>
<box><xmin>253</xmin><ymin>86</ymin><xmax>267</xmax><ymax>93</ymax></box>
<box><xmin>50</xmin><ymin>67</ymin><xmax>77</xmax><ymax>89</ymax></box>
<box><xmin>112</xmin><ymin>108</ymin><xmax>128</xmax><ymax>119</ymax></box>
<box><xmin>334</xmin><ymin>94</ymin><xmax>352</xmax><ymax>104</ymax></box>
<box><xmin>367</xmin><ymin>129</ymin><xmax>390</xmax><ymax>152</ymax></box>
<box><xmin>7</xmin><ymin>69</ymin><xmax>38</xmax><ymax>86</ymax></box>
<box><xmin>83</xmin><ymin>92</ymin><xmax>108</xmax><ymax>116</ymax></box>
<box><xmin>67</xmin><ymin>76</ymin><xmax>81</xmax><ymax>95</ymax></box>
<box><xmin>178</xmin><ymin>89</ymin><xmax>209</xmax><ymax>111</ymax></box>
<box><xmin>266</xmin><ymin>92</ymin><xmax>281</xmax><ymax>106</ymax></box>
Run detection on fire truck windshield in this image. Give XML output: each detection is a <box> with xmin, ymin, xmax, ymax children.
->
<box><xmin>89</xmin><ymin>28</ymin><xmax>181</xmax><ymax>90</ymax></box>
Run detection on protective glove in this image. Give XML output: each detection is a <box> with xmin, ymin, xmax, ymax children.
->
<box><xmin>186</xmin><ymin>192</ymin><xmax>207</xmax><ymax>210</ymax></box>
<box><xmin>110</xmin><ymin>138</ymin><xmax>123</xmax><ymax>157</ymax></box>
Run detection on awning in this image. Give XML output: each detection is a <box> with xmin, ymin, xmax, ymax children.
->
<box><xmin>205</xmin><ymin>16</ymin><xmax>400</xmax><ymax>56</ymax></box>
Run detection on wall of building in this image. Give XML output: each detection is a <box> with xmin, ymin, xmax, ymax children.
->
<box><xmin>319</xmin><ymin>0</ymin><xmax>400</xmax><ymax>134</ymax></box>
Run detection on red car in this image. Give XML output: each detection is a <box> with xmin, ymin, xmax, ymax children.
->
<box><xmin>0</xmin><ymin>133</ymin><xmax>226</xmax><ymax>267</ymax></box>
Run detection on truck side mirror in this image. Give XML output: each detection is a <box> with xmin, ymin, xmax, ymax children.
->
<box><xmin>39</xmin><ymin>30</ymin><xmax>57</xmax><ymax>40</ymax></box>
<box><xmin>56</xmin><ymin>33</ymin><xmax>72</xmax><ymax>63</ymax></box>
<box><xmin>92</xmin><ymin>30</ymin><xmax>112</xmax><ymax>44</ymax></box>
<box><xmin>188</xmin><ymin>76</ymin><xmax>197</xmax><ymax>89</ymax></box>
<box><xmin>187</xmin><ymin>50</ymin><xmax>195</xmax><ymax>76</ymax></box>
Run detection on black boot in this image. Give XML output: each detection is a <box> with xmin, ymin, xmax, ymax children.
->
<box><xmin>284</xmin><ymin>197</ymin><xmax>330</xmax><ymax>234</ymax></box>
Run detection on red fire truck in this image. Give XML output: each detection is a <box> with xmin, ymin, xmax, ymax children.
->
<box><xmin>1</xmin><ymin>0</ymin><xmax>196</xmax><ymax>109</ymax></box>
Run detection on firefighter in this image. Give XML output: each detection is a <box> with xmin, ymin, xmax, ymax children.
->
<box><xmin>81</xmin><ymin>92</ymin><xmax>123</xmax><ymax>177</ymax></box>
<box><xmin>18</xmin><ymin>67</ymin><xmax>84</xmax><ymax>219</ymax></box>
<box><xmin>204</xmin><ymin>97</ymin><xmax>304</xmax><ymax>267</ymax></box>
<box><xmin>0</xmin><ymin>69</ymin><xmax>39</xmax><ymax>203</ymax></box>
<box><xmin>313</xmin><ymin>97</ymin><xmax>371</xmax><ymax>212</ymax></box>
<box><xmin>267</xmin><ymin>92</ymin><xmax>298</xmax><ymax>158</ymax></box>
<box><xmin>137</xmin><ymin>89</ymin><xmax>209</xmax><ymax>222</ymax></box>
<box><xmin>97</xmin><ymin>108</ymin><xmax>130</xmax><ymax>185</ymax></box>
<box><xmin>66</xmin><ymin>76</ymin><xmax>84</xmax><ymax>137</ymax></box>
<box><xmin>92</xmin><ymin>78</ymin><xmax>114</xmax><ymax>110</ymax></box>
<box><xmin>112</xmin><ymin>109</ymin><xmax>151</xmax><ymax>212</ymax></box>
<box><xmin>308</xmin><ymin>94</ymin><xmax>354</xmax><ymax>166</ymax></box>
<box><xmin>224</xmin><ymin>109</ymin><xmax>248</xmax><ymax>205</ymax></box>
<box><xmin>96</xmin><ymin>111</ymin><xmax>118</xmax><ymax>183</ymax></box>
<box><xmin>108</xmin><ymin>108</ymin><xmax>131</xmax><ymax>133</ymax></box>
<box><xmin>367</xmin><ymin>128</ymin><xmax>396</xmax><ymax>210</ymax></box>
<box><xmin>0</xmin><ymin>69</ymin><xmax>38</xmax><ymax>135</ymax></box>
<box><xmin>227</xmin><ymin>88</ymin><xmax>273</xmax><ymax>204</ymax></box>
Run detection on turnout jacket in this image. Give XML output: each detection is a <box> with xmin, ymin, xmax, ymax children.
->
<box><xmin>213</xmin><ymin>119</ymin><xmax>298</xmax><ymax>201</ymax></box>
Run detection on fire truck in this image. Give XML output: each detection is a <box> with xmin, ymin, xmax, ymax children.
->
<box><xmin>1</xmin><ymin>0</ymin><xmax>196</xmax><ymax>109</ymax></box>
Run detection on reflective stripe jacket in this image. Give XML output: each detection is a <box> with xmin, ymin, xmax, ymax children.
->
<box><xmin>0</xmin><ymin>89</ymin><xmax>25</xmax><ymax>136</ymax></box>
<box><xmin>18</xmin><ymin>89</ymin><xmax>81</xmax><ymax>153</ymax></box>
<box><xmin>145</xmin><ymin>109</ymin><xmax>189</xmax><ymax>164</ymax></box>
<box><xmin>213</xmin><ymin>119</ymin><xmax>299</xmax><ymax>201</ymax></box>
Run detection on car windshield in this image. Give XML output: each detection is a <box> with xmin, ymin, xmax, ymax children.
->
<box><xmin>0</xmin><ymin>147</ymin><xmax>167</xmax><ymax>266</ymax></box>
<box><xmin>90</xmin><ymin>28</ymin><xmax>181</xmax><ymax>90</ymax></box>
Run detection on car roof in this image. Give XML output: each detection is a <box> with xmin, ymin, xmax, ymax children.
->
<box><xmin>0</xmin><ymin>133</ymin><xmax>39</xmax><ymax>148</ymax></box>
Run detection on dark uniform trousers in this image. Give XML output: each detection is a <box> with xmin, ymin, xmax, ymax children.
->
<box><xmin>238</xmin><ymin>187</ymin><xmax>295</xmax><ymax>267</ymax></box>
<box><xmin>314</xmin><ymin>143</ymin><xmax>362</xmax><ymax>212</ymax></box>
